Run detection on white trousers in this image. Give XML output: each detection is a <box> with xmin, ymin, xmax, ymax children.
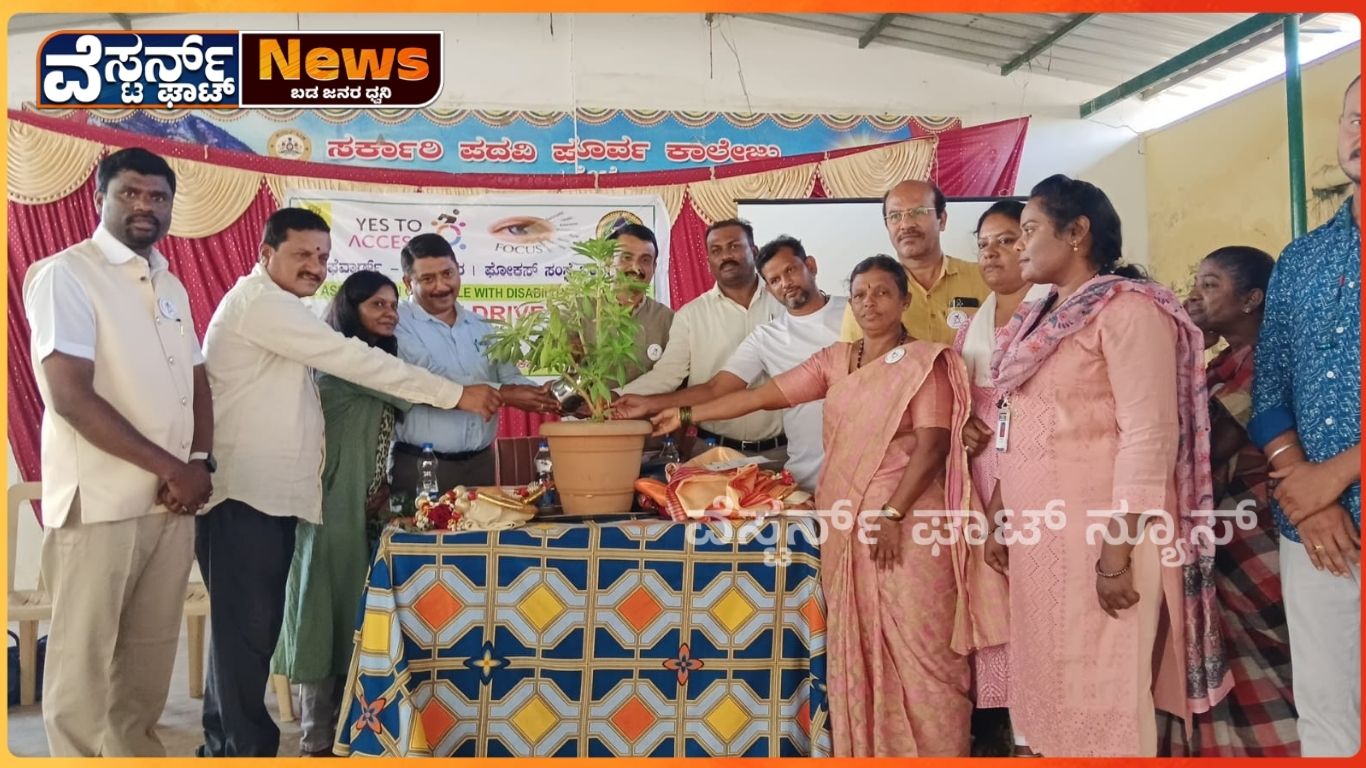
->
<box><xmin>1281</xmin><ymin>536</ymin><xmax>1361</xmax><ymax>756</ymax></box>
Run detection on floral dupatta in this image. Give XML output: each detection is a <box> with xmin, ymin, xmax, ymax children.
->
<box><xmin>989</xmin><ymin>275</ymin><xmax>1231</xmax><ymax>717</ymax></box>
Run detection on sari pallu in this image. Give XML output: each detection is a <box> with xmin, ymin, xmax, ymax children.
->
<box><xmin>774</xmin><ymin>340</ymin><xmax>998</xmax><ymax>756</ymax></box>
<box><xmin>990</xmin><ymin>275</ymin><xmax>1231</xmax><ymax>756</ymax></box>
<box><xmin>1159</xmin><ymin>344</ymin><xmax>1298</xmax><ymax>755</ymax></box>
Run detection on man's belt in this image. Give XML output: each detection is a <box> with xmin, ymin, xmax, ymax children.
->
<box><xmin>393</xmin><ymin>442</ymin><xmax>489</xmax><ymax>463</ymax></box>
<box><xmin>695</xmin><ymin>428</ymin><xmax>788</xmax><ymax>454</ymax></box>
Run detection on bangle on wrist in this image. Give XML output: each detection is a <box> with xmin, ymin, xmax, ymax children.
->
<box><xmin>1266</xmin><ymin>443</ymin><xmax>1294</xmax><ymax>465</ymax></box>
<box><xmin>1095</xmin><ymin>558</ymin><xmax>1130</xmax><ymax>579</ymax></box>
<box><xmin>882</xmin><ymin>505</ymin><xmax>905</xmax><ymax>521</ymax></box>
<box><xmin>679</xmin><ymin>406</ymin><xmax>692</xmax><ymax>427</ymax></box>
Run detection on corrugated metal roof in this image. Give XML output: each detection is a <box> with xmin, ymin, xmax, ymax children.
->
<box><xmin>734</xmin><ymin>13</ymin><xmax>1359</xmax><ymax>114</ymax></box>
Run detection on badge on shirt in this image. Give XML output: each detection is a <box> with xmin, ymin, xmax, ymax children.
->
<box><xmin>157</xmin><ymin>297</ymin><xmax>179</xmax><ymax>321</ymax></box>
<box><xmin>950</xmin><ymin>297</ymin><xmax>981</xmax><ymax>308</ymax></box>
<box><xmin>885</xmin><ymin>347</ymin><xmax>906</xmax><ymax>364</ymax></box>
<box><xmin>946</xmin><ymin>309</ymin><xmax>969</xmax><ymax>329</ymax></box>
<box><xmin>647</xmin><ymin>343</ymin><xmax>663</xmax><ymax>361</ymax></box>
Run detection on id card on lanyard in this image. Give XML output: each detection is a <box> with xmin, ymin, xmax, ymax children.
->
<box><xmin>995</xmin><ymin>395</ymin><xmax>1011</xmax><ymax>452</ymax></box>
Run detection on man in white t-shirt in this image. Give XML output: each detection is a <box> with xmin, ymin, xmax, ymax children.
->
<box><xmin>614</xmin><ymin>236</ymin><xmax>843</xmax><ymax>491</ymax></box>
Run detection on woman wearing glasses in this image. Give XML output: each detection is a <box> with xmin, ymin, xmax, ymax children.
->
<box><xmin>651</xmin><ymin>255</ymin><xmax>988</xmax><ymax>756</ymax></box>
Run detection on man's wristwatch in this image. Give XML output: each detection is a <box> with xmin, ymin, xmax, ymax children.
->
<box><xmin>189</xmin><ymin>452</ymin><xmax>217</xmax><ymax>473</ymax></box>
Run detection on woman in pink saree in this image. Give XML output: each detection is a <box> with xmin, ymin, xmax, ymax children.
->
<box><xmin>651</xmin><ymin>256</ymin><xmax>987</xmax><ymax>756</ymax></box>
<box><xmin>982</xmin><ymin>175</ymin><xmax>1230</xmax><ymax>756</ymax></box>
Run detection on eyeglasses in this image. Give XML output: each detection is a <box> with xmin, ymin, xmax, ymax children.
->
<box><xmin>884</xmin><ymin>207</ymin><xmax>934</xmax><ymax>226</ymax></box>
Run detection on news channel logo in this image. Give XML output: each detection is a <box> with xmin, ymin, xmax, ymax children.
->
<box><xmin>37</xmin><ymin>30</ymin><xmax>444</xmax><ymax>110</ymax></box>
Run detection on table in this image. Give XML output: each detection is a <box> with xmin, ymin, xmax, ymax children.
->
<box><xmin>335</xmin><ymin>517</ymin><xmax>831</xmax><ymax>757</ymax></box>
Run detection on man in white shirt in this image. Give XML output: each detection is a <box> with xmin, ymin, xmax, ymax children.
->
<box><xmin>614</xmin><ymin>236</ymin><xmax>843</xmax><ymax>490</ymax></box>
<box><xmin>617</xmin><ymin>219</ymin><xmax>786</xmax><ymax>461</ymax></box>
<box><xmin>23</xmin><ymin>148</ymin><xmax>213</xmax><ymax>757</ymax></box>
<box><xmin>197</xmin><ymin>208</ymin><xmax>501</xmax><ymax>757</ymax></box>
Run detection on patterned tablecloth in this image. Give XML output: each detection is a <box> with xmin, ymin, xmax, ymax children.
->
<box><xmin>335</xmin><ymin>517</ymin><xmax>831</xmax><ymax>757</ymax></box>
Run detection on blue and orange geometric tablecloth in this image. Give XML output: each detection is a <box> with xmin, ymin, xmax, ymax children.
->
<box><xmin>335</xmin><ymin>517</ymin><xmax>831</xmax><ymax>757</ymax></box>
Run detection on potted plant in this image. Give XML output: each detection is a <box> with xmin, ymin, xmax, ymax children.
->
<box><xmin>484</xmin><ymin>237</ymin><xmax>652</xmax><ymax>515</ymax></box>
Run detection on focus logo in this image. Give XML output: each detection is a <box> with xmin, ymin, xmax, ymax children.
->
<box><xmin>241</xmin><ymin>32</ymin><xmax>443</xmax><ymax>108</ymax></box>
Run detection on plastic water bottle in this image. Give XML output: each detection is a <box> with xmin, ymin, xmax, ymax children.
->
<box><xmin>660</xmin><ymin>437</ymin><xmax>681</xmax><ymax>464</ymax></box>
<box><xmin>419</xmin><ymin>443</ymin><xmax>440</xmax><ymax>500</ymax></box>
<box><xmin>533</xmin><ymin>441</ymin><xmax>556</xmax><ymax>507</ymax></box>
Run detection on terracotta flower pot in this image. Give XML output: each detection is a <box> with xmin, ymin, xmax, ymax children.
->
<box><xmin>539</xmin><ymin>419</ymin><xmax>652</xmax><ymax>515</ymax></box>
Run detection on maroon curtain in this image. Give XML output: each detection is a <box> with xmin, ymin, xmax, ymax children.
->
<box><xmin>933</xmin><ymin>117</ymin><xmax>1029</xmax><ymax>196</ymax></box>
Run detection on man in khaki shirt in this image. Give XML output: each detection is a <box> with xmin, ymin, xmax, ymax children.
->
<box><xmin>196</xmin><ymin>208</ymin><xmax>500</xmax><ymax>757</ymax></box>
<box><xmin>619</xmin><ymin>219</ymin><xmax>786</xmax><ymax>459</ymax></box>
<box><xmin>23</xmin><ymin>148</ymin><xmax>213</xmax><ymax>756</ymax></box>
<box><xmin>602</xmin><ymin>223</ymin><xmax>673</xmax><ymax>389</ymax></box>
<box><xmin>839</xmin><ymin>180</ymin><xmax>990</xmax><ymax>345</ymax></box>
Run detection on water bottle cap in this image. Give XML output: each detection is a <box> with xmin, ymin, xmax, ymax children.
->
<box><xmin>538</xmin><ymin>441</ymin><xmax>549</xmax><ymax>449</ymax></box>
<box><xmin>422</xmin><ymin>442</ymin><xmax>433</xmax><ymax>450</ymax></box>
<box><xmin>663</xmin><ymin>437</ymin><xmax>674</xmax><ymax>444</ymax></box>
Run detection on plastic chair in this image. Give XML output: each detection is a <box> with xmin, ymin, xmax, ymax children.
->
<box><xmin>494</xmin><ymin>436</ymin><xmax>542</xmax><ymax>486</ymax></box>
<box><xmin>7</xmin><ymin>482</ymin><xmax>47</xmax><ymax>706</ymax></box>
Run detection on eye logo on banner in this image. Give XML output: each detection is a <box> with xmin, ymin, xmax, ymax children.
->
<box><xmin>38</xmin><ymin>30</ymin><xmax>443</xmax><ymax>109</ymax></box>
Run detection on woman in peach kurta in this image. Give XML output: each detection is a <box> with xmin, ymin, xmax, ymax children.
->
<box><xmin>650</xmin><ymin>256</ymin><xmax>987</xmax><ymax>756</ymax></box>
<box><xmin>982</xmin><ymin>175</ymin><xmax>1229</xmax><ymax>757</ymax></box>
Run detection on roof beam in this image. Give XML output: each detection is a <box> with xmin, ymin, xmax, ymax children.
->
<box><xmin>1000</xmin><ymin>13</ymin><xmax>1094</xmax><ymax>76</ymax></box>
<box><xmin>858</xmin><ymin>13</ymin><xmax>896</xmax><ymax>49</ymax></box>
<box><xmin>1080</xmin><ymin>13</ymin><xmax>1290</xmax><ymax>118</ymax></box>
<box><xmin>1137</xmin><ymin>12</ymin><xmax>1319</xmax><ymax>99</ymax></box>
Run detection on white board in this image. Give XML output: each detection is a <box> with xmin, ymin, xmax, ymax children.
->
<box><xmin>737</xmin><ymin>198</ymin><xmax>1020</xmax><ymax>297</ymax></box>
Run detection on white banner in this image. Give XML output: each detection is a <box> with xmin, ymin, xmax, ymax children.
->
<box><xmin>283</xmin><ymin>190</ymin><xmax>672</xmax><ymax>319</ymax></box>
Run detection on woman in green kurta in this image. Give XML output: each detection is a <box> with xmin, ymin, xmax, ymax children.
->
<box><xmin>271</xmin><ymin>270</ymin><xmax>410</xmax><ymax>756</ymax></box>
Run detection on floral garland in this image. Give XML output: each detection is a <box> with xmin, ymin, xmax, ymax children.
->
<box><xmin>412</xmin><ymin>482</ymin><xmax>547</xmax><ymax>532</ymax></box>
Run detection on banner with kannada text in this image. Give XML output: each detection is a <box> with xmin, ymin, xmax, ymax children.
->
<box><xmin>69</xmin><ymin>106</ymin><xmax>960</xmax><ymax>174</ymax></box>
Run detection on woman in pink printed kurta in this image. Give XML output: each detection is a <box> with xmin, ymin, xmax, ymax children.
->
<box><xmin>649</xmin><ymin>257</ymin><xmax>986</xmax><ymax>756</ymax></box>
<box><xmin>984</xmin><ymin>175</ymin><xmax>1229</xmax><ymax>757</ymax></box>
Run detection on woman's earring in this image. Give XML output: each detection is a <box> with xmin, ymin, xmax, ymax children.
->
<box><xmin>1070</xmin><ymin>241</ymin><xmax>1079</xmax><ymax>251</ymax></box>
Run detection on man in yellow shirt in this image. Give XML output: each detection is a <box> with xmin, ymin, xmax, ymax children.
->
<box><xmin>839</xmin><ymin>180</ymin><xmax>990</xmax><ymax>344</ymax></box>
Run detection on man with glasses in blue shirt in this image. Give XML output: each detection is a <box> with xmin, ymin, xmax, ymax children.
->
<box><xmin>392</xmin><ymin>234</ymin><xmax>560</xmax><ymax>493</ymax></box>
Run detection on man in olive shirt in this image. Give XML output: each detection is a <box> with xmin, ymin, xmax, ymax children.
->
<box><xmin>839</xmin><ymin>180</ymin><xmax>990</xmax><ymax>344</ymax></box>
<box><xmin>602</xmin><ymin>223</ymin><xmax>673</xmax><ymax>389</ymax></box>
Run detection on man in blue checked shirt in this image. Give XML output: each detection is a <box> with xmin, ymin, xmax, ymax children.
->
<box><xmin>1249</xmin><ymin>73</ymin><xmax>1361</xmax><ymax>757</ymax></box>
<box><xmin>391</xmin><ymin>234</ymin><xmax>560</xmax><ymax>494</ymax></box>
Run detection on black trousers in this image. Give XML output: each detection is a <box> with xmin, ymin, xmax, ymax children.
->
<box><xmin>194</xmin><ymin>499</ymin><xmax>297</xmax><ymax>757</ymax></box>
<box><xmin>390</xmin><ymin>445</ymin><xmax>496</xmax><ymax>498</ymax></box>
